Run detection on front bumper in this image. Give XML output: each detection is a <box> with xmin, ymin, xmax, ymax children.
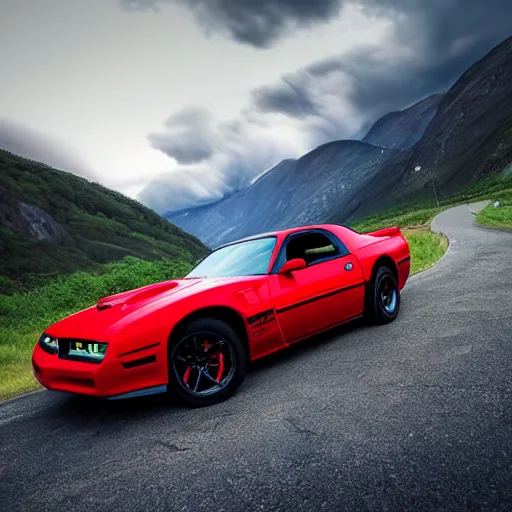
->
<box><xmin>32</xmin><ymin>342</ymin><xmax>168</xmax><ymax>399</ymax></box>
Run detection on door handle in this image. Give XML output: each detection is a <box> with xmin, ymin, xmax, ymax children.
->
<box><xmin>344</xmin><ymin>262</ymin><xmax>353</xmax><ymax>271</ymax></box>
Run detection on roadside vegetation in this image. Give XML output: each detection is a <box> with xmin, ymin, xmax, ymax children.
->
<box><xmin>1</xmin><ymin>172</ymin><xmax>511</xmax><ymax>401</ymax></box>
<box><xmin>476</xmin><ymin>184</ymin><xmax>512</xmax><ymax>230</ymax></box>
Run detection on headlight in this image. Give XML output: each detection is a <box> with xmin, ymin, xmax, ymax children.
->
<box><xmin>67</xmin><ymin>340</ymin><xmax>108</xmax><ymax>363</ymax></box>
<box><xmin>38</xmin><ymin>333</ymin><xmax>108</xmax><ymax>363</ymax></box>
<box><xmin>39</xmin><ymin>333</ymin><xmax>58</xmax><ymax>354</ymax></box>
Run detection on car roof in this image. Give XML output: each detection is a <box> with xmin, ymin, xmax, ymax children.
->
<box><xmin>214</xmin><ymin>224</ymin><xmax>347</xmax><ymax>250</ymax></box>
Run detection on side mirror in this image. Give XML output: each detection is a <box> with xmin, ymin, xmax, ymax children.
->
<box><xmin>279</xmin><ymin>258</ymin><xmax>306</xmax><ymax>274</ymax></box>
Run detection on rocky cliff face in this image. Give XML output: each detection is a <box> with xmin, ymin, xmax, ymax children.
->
<box><xmin>0</xmin><ymin>200</ymin><xmax>72</xmax><ymax>245</ymax></box>
<box><xmin>18</xmin><ymin>202</ymin><xmax>74</xmax><ymax>245</ymax></box>
<box><xmin>166</xmin><ymin>37</ymin><xmax>512</xmax><ymax>248</ymax></box>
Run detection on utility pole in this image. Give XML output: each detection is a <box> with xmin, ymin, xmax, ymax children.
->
<box><xmin>415</xmin><ymin>165</ymin><xmax>439</xmax><ymax>207</ymax></box>
<box><xmin>431</xmin><ymin>177</ymin><xmax>440</xmax><ymax>208</ymax></box>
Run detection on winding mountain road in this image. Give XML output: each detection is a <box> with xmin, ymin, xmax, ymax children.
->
<box><xmin>1</xmin><ymin>202</ymin><xmax>511</xmax><ymax>512</ymax></box>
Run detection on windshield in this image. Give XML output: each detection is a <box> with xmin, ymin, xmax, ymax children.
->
<box><xmin>187</xmin><ymin>237</ymin><xmax>277</xmax><ymax>278</ymax></box>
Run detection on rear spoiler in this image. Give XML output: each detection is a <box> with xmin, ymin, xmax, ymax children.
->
<box><xmin>363</xmin><ymin>226</ymin><xmax>401</xmax><ymax>237</ymax></box>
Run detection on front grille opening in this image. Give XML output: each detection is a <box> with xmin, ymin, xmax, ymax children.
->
<box><xmin>60</xmin><ymin>377</ymin><xmax>95</xmax><ymax>388</ymax></box>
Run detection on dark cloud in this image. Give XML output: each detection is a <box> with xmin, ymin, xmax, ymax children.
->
<box><xmin>369</xmin><ymin>0</ymin><xmax>512</xmax><ymax>55</ymax></box>
<box><xmin>148</xmin><ymin>106</ymin><xmax>215</xmax><ymax>164</ymax></box>
<box><xmin>252</xmin><ymin>79</ymin><xmax>317</xmax><ymax>117</ymax></box>
<box><xmin>121</xmin><ymin>0</ymin><xmax>512</xmax><ymax>52</ymax></box>
<box><xmin>148</xmin><ymin>132</ymin><xmax>213</xmax><ymax>164</ymax></box>
<box><xmin>250</xmin><ymin>0</ymin><xmax>512</xmax><ymax>138</ymax></box>
<box><xmin>182</xmin><ymin>0</ymin><xmax>342</xmax><ymax>48</ymax></box>
<box><xmin>120</xmin><ymin>0</ymin><xmax>342</xmax><ymax>47</ymax></box>
<box><xmin>0</xmin><ymin>118</ymin><xmax>98</xmax><ymax>181</ymax></box>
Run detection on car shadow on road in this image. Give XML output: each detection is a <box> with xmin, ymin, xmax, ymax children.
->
<box><xmin>48</xmin><ymin>388</ymin><xmax>181</xmax><ymax>418</ymax></box>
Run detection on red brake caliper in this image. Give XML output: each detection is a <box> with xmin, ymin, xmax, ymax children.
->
<box><xmin>217</xmin><ymin>353</ymin><xmax>225</xmax><ymax>382</ymax></box>
<box><xmin>204</xmin><ymin>340</ymin><xmax>224</xmax><ymax>383</ymax></box>
<box><xmin>184</xmin><ymin>339</ymin><xmax>208</xmax><ymax>387</ymax></box>
<box><xmin>183</xmin><ymin>367</ymin><xmax>192</xmax><ymax>387</ymax></box>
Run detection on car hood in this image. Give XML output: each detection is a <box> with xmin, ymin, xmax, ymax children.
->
<box><xmin>45</xmin><ymin>277</ymin><xmax>242</xmax><ymax>341</ymax></box>
<box><xmin>95</xmin><ymin>278</ymin><xmax>203</xmax><ymax>311</ymax></box>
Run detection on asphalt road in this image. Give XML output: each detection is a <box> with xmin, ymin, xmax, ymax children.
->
<box><xmin>1</xmin><ymin>202</ymin><xmax>512</xmax><ymax>512</ymax></box>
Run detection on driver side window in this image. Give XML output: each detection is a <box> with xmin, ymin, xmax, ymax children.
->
<box><xmin>285</xmin><ymin>232</ymin><xmax>340</xmax><ymax>266</ymax></box>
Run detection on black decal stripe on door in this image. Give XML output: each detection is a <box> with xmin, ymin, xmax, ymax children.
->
<box><xmin>247</xmin><ymin>309</ymin><xmax>275</xmax><ymax>325</ymax></box>
<box><xmin>276</xmin><ymin>282</ymin><xmax>365</xmax><ymax>314</ymax></box>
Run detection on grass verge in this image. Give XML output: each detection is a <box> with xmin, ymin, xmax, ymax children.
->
<box><xmin>476</xmin><ymin>188</ymin><xmax>512</xmax><ymax>230</ymax></box>
<box><xmin>349</xmin><ymin>206</ymin><xmax>449</xmax><ymax>275</ymax></box>
<box><xmin>404</xmin><ymin>229</ymin><xmax>449</xmax><ymax>274</ymax></box>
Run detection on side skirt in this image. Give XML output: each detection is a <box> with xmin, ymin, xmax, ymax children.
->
<box><xmin>106</xmin><ymin>384</ymin><xmax>168</xmax><ymax>401</ymax></box>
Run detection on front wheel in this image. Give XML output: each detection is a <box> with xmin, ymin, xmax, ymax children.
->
<box><xmin>366</xmin><ymin>266</ymin><xmax>400</xmax><ymax>324</ymax></box>
<box><xmin>168</xmin><ymin>317</ymin><xmax>247</xmax><ymax>407</ymax></box>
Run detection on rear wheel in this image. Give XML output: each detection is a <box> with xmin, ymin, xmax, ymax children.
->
<box><xmin>366</xmin><ymin>266</ymin><xmax>400</xmax><ymax>324</ymax></box>
<box><xmin>168</xmin><ymin>317</ymin><xmax>247</xmax><ymax>407</ymax></box>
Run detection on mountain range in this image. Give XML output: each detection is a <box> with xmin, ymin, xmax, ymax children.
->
<box><xmin>165</xmin><ymin>37</ymin><xmax>512</xmax><ymax>248</ymax></box>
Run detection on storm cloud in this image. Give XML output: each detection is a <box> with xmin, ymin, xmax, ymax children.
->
<box><xmin>251</xmin><ymin>39</ymin><xmax>507</xmax><ymax>146</ymax></box>
<box><xmin>121</xmin><ymin>0</ymin><xmax>343</xmax><ymax>47</ymax></box>
<box><xmin>148</xmin><ymin>107</ymin><xmax>215</xmax><ymax>165</ymax></box>
<box><xmin>122</xmin><ymin>1</ymin><xmax>512</xmax><ymax>50</ymax></box>
<box><xmin>252</xmin><ymin>79</ymin><xmax>318</xmax><ymax>118</ymax></box>
<box><xmin>250</xmin><ymin>0</ymin><xmax>512</xmax><ymax>124</ymax></box>
<box><xmin>138</xmin><ymin>0</ymin><xmax>512</xmax><ymax>211</ymax></box>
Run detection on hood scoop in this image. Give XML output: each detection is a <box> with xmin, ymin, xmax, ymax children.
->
<box><xmin>96</xmin><ymin>281</ymin><xmax>181</xmax><ymax>311</ymax></box>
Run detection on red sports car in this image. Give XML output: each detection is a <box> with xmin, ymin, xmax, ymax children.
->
<box><xmin>32</xmin><ymin>224</ymin><xmax>410</xmax><ymax>406</ymax></box>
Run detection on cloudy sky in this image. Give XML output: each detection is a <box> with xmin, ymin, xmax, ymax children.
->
<box><xmin>1</xmin><ymin>0</ymin><xmax>511</xmax><ymax>213</ymax></box>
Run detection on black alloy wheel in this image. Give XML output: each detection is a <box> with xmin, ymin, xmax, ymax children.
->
<box><xmin>366</xmin><ymin>265</ymin><xmax>400</xmax><ymax>324</ymax></box>
<box><xmin>169</xmin><ymin>317</ymin><xmax>247</xmax><ymax>407</ymax></box>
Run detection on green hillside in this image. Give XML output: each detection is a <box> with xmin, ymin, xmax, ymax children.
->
<box><xmin>0</xmin><ymin>150</ymin><xmax>208</xmax><ymax>293</ymax></box>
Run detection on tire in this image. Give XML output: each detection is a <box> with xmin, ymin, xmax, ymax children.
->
<box><xmin>365</xmin><ymin>265</ymin><xmax>400</xmax><ymax>325</ymax></box>
<box><xmin>168</xmin><ymin>317</ymin><xmax>247</xmax><ymax>407</ymax></box>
